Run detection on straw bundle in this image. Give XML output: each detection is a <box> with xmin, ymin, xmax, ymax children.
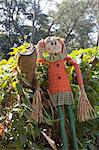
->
<box><xmin>77</xmin><ymin>86</ymin><xmax>96</xmax><ymax>122</ymax></box>
<box><xmin>32</xmin><ymin>84</ymin><xmax>43</xmax><ymax>123</ymax></box>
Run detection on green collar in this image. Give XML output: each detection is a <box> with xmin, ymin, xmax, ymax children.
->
<box><xmin>43</xmin><ymin>53</ymin><xmax>66</xmax><ymax>62</ymax></box>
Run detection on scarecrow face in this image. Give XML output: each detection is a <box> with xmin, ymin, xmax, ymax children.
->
<box><xmin>45</xmin><ymin>37</ymin><xmax>63</xmax><ymax>54</ymax></box>
<box><xmin>37</xmin><ymin>36</ymin><xmax>66</xmax><ymax>58</ymax></box>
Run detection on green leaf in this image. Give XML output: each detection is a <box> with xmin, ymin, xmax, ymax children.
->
<box><xmin>16</xmin><ymin>83</ymin><xmax>23</xmax><ymax>92</ymax></box>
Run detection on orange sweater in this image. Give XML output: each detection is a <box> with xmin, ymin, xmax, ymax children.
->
<box><xmin>38</xmin><ymin>56</ymin><xmax>83</xmax><ymax>94</ymax></box>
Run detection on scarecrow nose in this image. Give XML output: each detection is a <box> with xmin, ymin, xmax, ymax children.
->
<box><xmin>53</xmin><ymin>46</ymin><xmax>57</xmax><ymax>50</ymax></box>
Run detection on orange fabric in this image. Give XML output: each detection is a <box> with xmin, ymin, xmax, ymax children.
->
<box><xmin>37</xmin><ymin>58</ymin><xmax>47</xmax><ymax>63</ymax></box>
<box><xmin>48</xmin><ymin>60</ymin><xmax>71</xmax><ymax>94</ymax></box>
<box><xmin>37</xmin><ymin>55</ymin><xmax>84</xmax><ymax>94</ymax></box>
<box><xmin>65</xmin><ymin>56</ymin><xmax>84</xmax><ymax>87</ymax></box>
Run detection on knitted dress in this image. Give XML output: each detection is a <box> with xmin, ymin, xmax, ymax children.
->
<box><xmin>39</xmin><ymin>53</ymin><xmax>83</xmax><ymax>106</ymax></box>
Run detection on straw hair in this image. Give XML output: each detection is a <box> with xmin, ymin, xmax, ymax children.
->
<box><xmin>56</xmin><ymin>37</ymin><xmax>66</xmax><ymax>53</ymax></box>
<box><xmin>36</xmin><ymin>39</ymin><xmax>45</xmax><ymax>58</ymax></box>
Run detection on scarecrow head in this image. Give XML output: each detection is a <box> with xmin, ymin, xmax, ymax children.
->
<box><xmin>37</xmin><ymin>36</ymin><xmax>66</xmax><ymax>57</ymax></box>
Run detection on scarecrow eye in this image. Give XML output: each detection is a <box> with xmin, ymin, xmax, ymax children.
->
<box><xmin>51</xmin><ymin>42</ymin><xmax>53</xmax><ymax>45</ymax></box>
<box><xmin>55</xmin><ymin>41</ymin><xmax>57</xmax><ymax>45</ymax></box>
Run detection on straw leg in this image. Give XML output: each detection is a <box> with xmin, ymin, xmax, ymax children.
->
<box><xmin>57</xmin><ymin>105</ymin><xmax>68</xmax><ymax>150</ymax></box>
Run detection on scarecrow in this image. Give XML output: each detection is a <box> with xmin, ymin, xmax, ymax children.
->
<box><xmin>37</xmin><ymin>36</ymin><xmax>96</xmax><ymax>150</ymax></box>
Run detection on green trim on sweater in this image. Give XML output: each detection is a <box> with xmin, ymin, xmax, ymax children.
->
<box><xmin>43</xmin><ymin>52</ymin><xmax>67</xmax><ymax>62</ymax></box>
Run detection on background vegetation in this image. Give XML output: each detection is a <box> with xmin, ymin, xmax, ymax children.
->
<box><xmin>0</xmin><ymin>45</ymin><xmax>99</xmax><ymax>149</ymax></box>
<box><xmin>0</xmin><ymin>0</ymin><xmax>98</xmax><ymax>57</ymax></box>
<box><xmin>0</xmin><ymin>0</ymin><xmax>99</xmax><ymax>149</ymax></box>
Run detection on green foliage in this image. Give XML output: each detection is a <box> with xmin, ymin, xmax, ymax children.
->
<box><xmin>0</xmin><ymin>43</ymin><xmax>48</xmax><ymax>149</ymax></box>
<box><xmin>50</xmin><ymin>0</ymin><xmax>97</xmax><ymax>49</ymax></box>
<box><xmin>69</xmin><ymin>47</ymin><xmax>99</xmax><ymax>149</ymax></box>
<box><xmin>0</xmin><ymin>42</ymin><xmax>29</xmax><ymax>102</ymax></box>
<box><xmin>0</xmin><ymin>0</ymin><xmax>98</xmax><ymax>58</ymax></box>
<box><xmin>70</xmin><ymin>47</ymin><xmax>99</xmax><ymax>104</ymax></box>
<box><xmin>0</xmin><ymin>0</ymin><xmax>52</xmax><ymax>57</ymax></box>
<box><xmin>36</xmin><ymin>63</ymin><xmax>48</xmax><ymax>87</ymax></box>
<box><xmin>0</xmin><ymin>45</ymin><xmax>99</xmax><ymax>149</ymax></box>
<box><xmin>36</xmin><ymin>47</ymin><xmax>99</xmax><ymax>149</ymax></box>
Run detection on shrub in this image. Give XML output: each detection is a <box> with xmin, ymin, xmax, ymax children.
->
<box><xmin>0</xmin><ymin>45</ymin><xmax>99</xmax><ymax>149</ymax></box>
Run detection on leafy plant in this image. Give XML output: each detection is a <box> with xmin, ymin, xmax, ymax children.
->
<box><xmin>0</xmin><ymin>45</ymin><xmax>99</xmax><ymax>149</ymax></box>
<box><xmin>69</xmin><ymin>47</ymin><xmax>99</xmax><ymax>149</ymax></box>
<box><xmin>0</xmin><ymin>42</ymin><xmax>51</xmax><ymax>149</ymax></box>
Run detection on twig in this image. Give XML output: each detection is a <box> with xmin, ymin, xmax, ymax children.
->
<box><xmin>41</xmin><ymin>131</ymin><xmax>57</xmax><ymax>150</ymax></box>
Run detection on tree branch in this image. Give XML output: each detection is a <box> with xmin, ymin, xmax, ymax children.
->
<box><xmin>64</xmin><ymin>0</ymin><xmax>95</xmax><ymax>42</ymax></box>
<box><xmin>44</xmin><ymin>21</ymin><xmax>54</xmax><ymax>38</ymax></box>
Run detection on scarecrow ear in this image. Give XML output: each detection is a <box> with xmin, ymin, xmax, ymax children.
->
<box><xmin>37</xmin><ymin>39</ymin><xmax>45</xmax><ymax>58</ymax></box>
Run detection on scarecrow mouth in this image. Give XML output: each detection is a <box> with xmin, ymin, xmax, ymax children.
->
<box><xmin>54</xmin><ymin>53</ymin><xmax>57</xmax><ymax>56</ymax></box>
